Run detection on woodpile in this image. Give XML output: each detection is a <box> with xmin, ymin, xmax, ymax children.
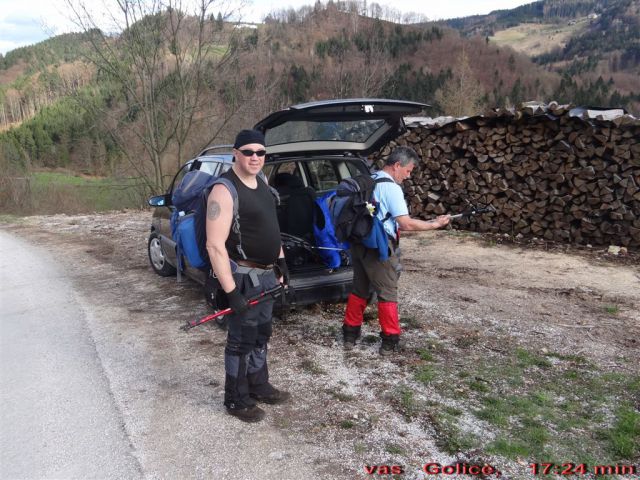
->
<box><xmin>374</xmin><ymin>103</ymin><xmax>640</xmax><ymax>248</ymax></box>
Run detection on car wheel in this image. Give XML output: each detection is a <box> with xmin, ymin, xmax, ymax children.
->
<box><xmin>148</xmin><ymin>232</ymin><xmax>177</xmax><ymax>276</ymax></box>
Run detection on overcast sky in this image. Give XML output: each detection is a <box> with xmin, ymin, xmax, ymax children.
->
<box><xmin>0</xmin><ymin>0</ymin><xmax>535</xmax><ymax>56</ymax></box>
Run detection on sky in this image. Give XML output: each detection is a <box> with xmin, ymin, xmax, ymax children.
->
<box><xmin>0</xmin><ymin>0</ymin><xmax>536</xmax><ymax>56</ymax></box>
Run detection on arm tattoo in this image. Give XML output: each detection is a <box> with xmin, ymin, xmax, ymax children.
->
<box><xmin>207</xmin><ymin>200</ymin><xmax>221</xmax><ymax>220</ymax></box>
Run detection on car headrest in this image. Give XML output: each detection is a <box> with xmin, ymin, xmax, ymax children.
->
<box><xmin>274</xmin><ymin>172</ymin><xmax>304</xmax><ymax>189</ymax></box>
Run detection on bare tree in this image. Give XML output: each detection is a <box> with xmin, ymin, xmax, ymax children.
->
<box><xmin>434</xmin><ymin>49</ymin><xmax>486</xmax><ymax>117</ymax></box>
<box><xmin>65</xmin><ymin>0</ymin><xmax>244</xmax><ymax>190</ymax></box>
<box><xmin>353</xmin><ymin>21</ymin><xmax>391</xmax><ymax>96</ymax></box>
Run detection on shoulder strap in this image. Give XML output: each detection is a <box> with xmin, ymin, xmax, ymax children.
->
<box><xmin>210</xmin><ymin>177</ymin><xmax>247</xmax><ymax>260</ymax></box>
<box><xmin>371</xmin><ymin>174</ymin><xmax>395</xmax><ymax>225</ymax></box>
<box><xmin>371</xmin><ymin>172</ymin><xmax>394</xmax><ymax>185</ymax></box>
<box><xmin>374</xmin><ymin>177</ymin><xmax>394</xmax><ymax>184</ymax></box>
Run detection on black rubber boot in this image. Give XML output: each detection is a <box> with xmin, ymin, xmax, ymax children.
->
<box><xmin>379</xmin><ymin>332</ymin><xmax>401</xmax><ymax>356</ymax></box>
<box><xmin>342</xmin><ymin>324</ymin><xmax>361</xmax><ymax>350</ymax></box>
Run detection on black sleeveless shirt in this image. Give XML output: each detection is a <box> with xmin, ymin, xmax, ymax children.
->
<box><xmin>221</xmin><ymin>168</ymin><xmax>281</xmax><ymax>265</ymax></box>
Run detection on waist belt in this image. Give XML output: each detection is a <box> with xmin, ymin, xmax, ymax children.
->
<box><xmin>235</xmin><ymin>259</ymin><xmax>275</xmax><ymax>273</ymax></box>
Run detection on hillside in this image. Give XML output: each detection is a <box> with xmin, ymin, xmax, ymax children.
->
<box><xmin>489</xmin><ymin>16</ymin><xmax>590</xmax><ymax>57</ymax></box>
<box><xmin>0</xmin><ymin>0</ymin><xmax>638</xmax><ymax>189</ymax></box>
<box><xmin>442</xmin><ymin>0</ymin><xmax>640</xmax><ymax>111</ymax></box>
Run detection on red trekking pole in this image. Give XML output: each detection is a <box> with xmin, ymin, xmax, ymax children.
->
<box><xmin>180</xmin><ymin>285</ymin><xmax>284</xmax><ymax>331</ymax></box>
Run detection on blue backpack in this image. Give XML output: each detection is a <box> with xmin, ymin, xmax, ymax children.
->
<box><xmin>313</xmin><ymin>191</ymin><xmax>349</xmax><ymax>268</ymax></box>
<box><xmin>170</xmin><ymin>168</ymin><xmax>277</xmax><ymax>272</ymax></box>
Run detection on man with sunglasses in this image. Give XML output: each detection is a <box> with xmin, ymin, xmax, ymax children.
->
<box><xmin>205</xmin><ymin>129</ymin><xmax>290</xmax><ymax>423</ymax></box>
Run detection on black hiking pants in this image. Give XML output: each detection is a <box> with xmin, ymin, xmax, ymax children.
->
<box><xmin>223</xmin><ymin>268</ymin><xmax>278</xmax><ymax>409</ymax></box>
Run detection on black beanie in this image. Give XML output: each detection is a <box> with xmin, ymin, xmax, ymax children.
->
<box><xmin>233</xmin><ymin>129</ymin><xmax>265</xmax><ymax>148</ymax></box>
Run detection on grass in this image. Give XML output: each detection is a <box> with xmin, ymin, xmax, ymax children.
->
<box><xmin>416</xmin><ymin>348</ymin><xmax>434</xmax><ymax>362</ymax></box>
<box><xmin>389</xmin><ymin>342</ymin><xmax>640</xmax><ymax>466</ymax></box>
<box><xmin>385</xmin><ymin>444</ymin><xmax>406</xmax><ymax>455</ymax></box>
<box><xmin>0</xmin><ymin>214</ymin><xmax>26</xmax><ymax>224</ymax></box>
<box><xmin>328</xmin><ymin>388</ymin><xmax>354</xmax><ymax>402</ymax></box>
<box><xmin>602</xmin><ymin>405</ymin><xmax>640</xmax><ymax>458</ymax></box>
<box><xmin>339</xmin><ymin>419</ymin><xmax>355</xmax><ymax>429</ymax></box>
<box><xmin>4</xmin><ymin>171</ymin><xmax>146</xmax><ymax>215</ymax></box>
<box><xmin>300</xmin><ymin>359</ymin><xmax>325</xmax><ymax>375</ymax></box>
<box><xmin>414</xmin><ymin>365</ymin><xmax>435</xmax><ymax>385</ymax></box>
<box><xmin>394</xmin><ymin>386</ymin><xmax>419</xmax><ymax>419</ymax></box>
<box><xmin>353</xmin><ymin>442</ymin><xmax>367</xmax><ymax>454</ymax></box>
<box><xmin>430</xmin><ymin>407</ymin><xmax>476</xmax><ymax>454</ymax></box>
<box><xmin>604</xmin><ymin>304</ymin><xmax>620</xmax><ymax>315</ymax></box>
<box><xmin>401</xmin><ymin>315</ymin><xmax>422</xmax><ymax>329</ymax></box>
<box><xmin>471</xmin><ymin>354</ymin><xmax>639</xmax><ymax>463</ymax></box>
<box><xmin>516</xmin><ymin>347</ymin><xmax>552</xmax><ymax>368</ymax></box>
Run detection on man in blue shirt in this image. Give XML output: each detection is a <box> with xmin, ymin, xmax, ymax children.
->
<box><xmin>342</xmin><ymin>146</ymin><xmax>450</xmax><ymax>355</ymax></box>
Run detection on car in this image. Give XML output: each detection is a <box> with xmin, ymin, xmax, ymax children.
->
<box><xmin>147</xmin><ymin>98</ymin><xmax>427</xmax><ymax>309</ymax></box>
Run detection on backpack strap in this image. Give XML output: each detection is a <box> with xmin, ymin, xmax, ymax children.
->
<box><xmin>371</xmin><ymin>174</ymin><xmax>395</xmax><ymax>225</ymax></box>
<box><xmin>372</xmin><ymin>175</ymin><xmax>394</xmax><ymax>185</ymax></box>
<box><xmin>210</xmin><ymin>177</ymin><xmax>247</xmax><ymax>260</ymax></box>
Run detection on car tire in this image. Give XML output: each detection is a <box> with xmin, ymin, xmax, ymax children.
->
<box><xmin>148</xmin><ymin>232</ymin><xmax>177</xmax><ymax>277</ymax></box>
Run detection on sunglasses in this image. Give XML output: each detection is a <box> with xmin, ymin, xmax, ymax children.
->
<box><xmin>238</xmin><ymin>148</ymin><xmax>267</xmax><ymax>157</ymax></box>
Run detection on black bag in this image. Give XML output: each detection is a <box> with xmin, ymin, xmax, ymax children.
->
<box><xmin>330</xmin><ymin>174</ymin><xmax>393</xmax><ymax>244</ymax></box>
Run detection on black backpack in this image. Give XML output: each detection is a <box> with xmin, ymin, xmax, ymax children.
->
<box><xmin>330</xmin><ymin>174</ymin><xmax>393</xmax><ymax>244</ymax></box>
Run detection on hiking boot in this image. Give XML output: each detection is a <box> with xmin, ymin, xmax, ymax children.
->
<box><xmin>379</xmin><ymin>332</ymin><xmax>402</xmax><ymax>356</ymax></box>
<box><xmin>342</xmin><ymin>324</ymin><xmax>361</xmax><ymax>351</ymax></box>
<box><xmin>343</xmin><ymin>337</ymin><xmax>356</xmax><ymax>350</ymax></box>
<box><xmin>225</xmin><ymin>404</ymin><xmax>265</xmax><ymax>423</ymax></box>
<box><xmin>379</xmin><ymin>343</ymin><xmax>402</xmax><ymax>356</ymax></box>
<box><xmin>250</xmin><ymin>388</ymin><xmax>291</xmax><ymax>405</ymax></box>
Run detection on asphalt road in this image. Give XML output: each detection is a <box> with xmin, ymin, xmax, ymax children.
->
<box><xmin>0</xmin><ymin>228</ymin><xmax>328</xmax><ymax>480</ymax></box>
<box><xmin>0</xmin><ymin>231</ymin><xmax>143</xmax><ymax>479</ymax></box>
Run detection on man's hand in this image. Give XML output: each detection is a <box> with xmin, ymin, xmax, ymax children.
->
<box><xmin>225</xmin><ymin>287</ymin><xmax>249</xmax><ymax>315</ymax></box>
<box><xmin>432</xmin><ymin>215</ymin><xmax>451</xmax><ymax>228</ymax></box>
<box><xmin>276</xmin><ymin>257</ymin><xmax>290</xmax><ymax>286</ymax></box>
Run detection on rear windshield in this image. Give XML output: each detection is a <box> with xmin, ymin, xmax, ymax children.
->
<box><xmin>265</xmin><ymin>119</ymin><xmax>386</xmax><ymax>146</ymax></box>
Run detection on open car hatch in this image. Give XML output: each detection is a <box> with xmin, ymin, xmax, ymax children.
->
<box><xmin>254</xmin><ymin>98</ymin><xmax>428</xmax><ymax>157</ymax></box>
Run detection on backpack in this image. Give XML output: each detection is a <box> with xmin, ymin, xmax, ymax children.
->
<box><xmin>313</xmin><ymin>191</ymin><xmax>349</xmax><ymax>268</ymax></box>
<box><xmin>330</xmin><ymin>174</ymin><xmax>394</xmax><ymax>245</ymax></box>
<box><xmin>170</xmin><ymin>167</ymin><xmax>277</xmax><ymax>272</ymax></box>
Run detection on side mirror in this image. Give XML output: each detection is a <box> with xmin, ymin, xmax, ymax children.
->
<box><xmin>148</xmin><ymin>194</ymin><xmax>172</xmax><ymax>207</ymax></box>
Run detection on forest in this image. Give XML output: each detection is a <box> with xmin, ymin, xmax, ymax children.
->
<box><xmin>0</xmin><ymin>0</ymin><xmax>638</xmax><ymax>212</ymax></box>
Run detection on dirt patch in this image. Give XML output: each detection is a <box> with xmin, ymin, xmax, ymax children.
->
<box><xmin>2</xmin><ymin>212</ymin><xmax>639</xmax><ymax>479</ymax></box>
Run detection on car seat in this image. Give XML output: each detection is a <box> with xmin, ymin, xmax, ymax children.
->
<box><xmin>273</xmin><ymin>172</ymin><xmax>317</xmax><ymax>242</ymax></box>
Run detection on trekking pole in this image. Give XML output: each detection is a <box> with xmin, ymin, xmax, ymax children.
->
<box><xmin>281</xmin><ymin>232</ymin><xmax>347</xmax><ymax>251</ymax></box>
<box><xmin>449</xmin><ymin>204</ymin><xmax>496</xmax><ymax>220</ymax></box>
<box><xmin>180</xmin><ymin>285</ymin><xmax>284</xmax><ymax>331</ymax></box>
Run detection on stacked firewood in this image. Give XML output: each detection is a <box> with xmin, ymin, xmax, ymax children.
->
<box><xmin>374</xmin><ymin>103</ymin><xmax>640</xmax><ymax>248</ymax></box>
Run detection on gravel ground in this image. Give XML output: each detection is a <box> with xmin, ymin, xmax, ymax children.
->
<box><xmin>2</xmin><ymin>210</ymin><xmax>638</xmax><ymax>479</ymax></box>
